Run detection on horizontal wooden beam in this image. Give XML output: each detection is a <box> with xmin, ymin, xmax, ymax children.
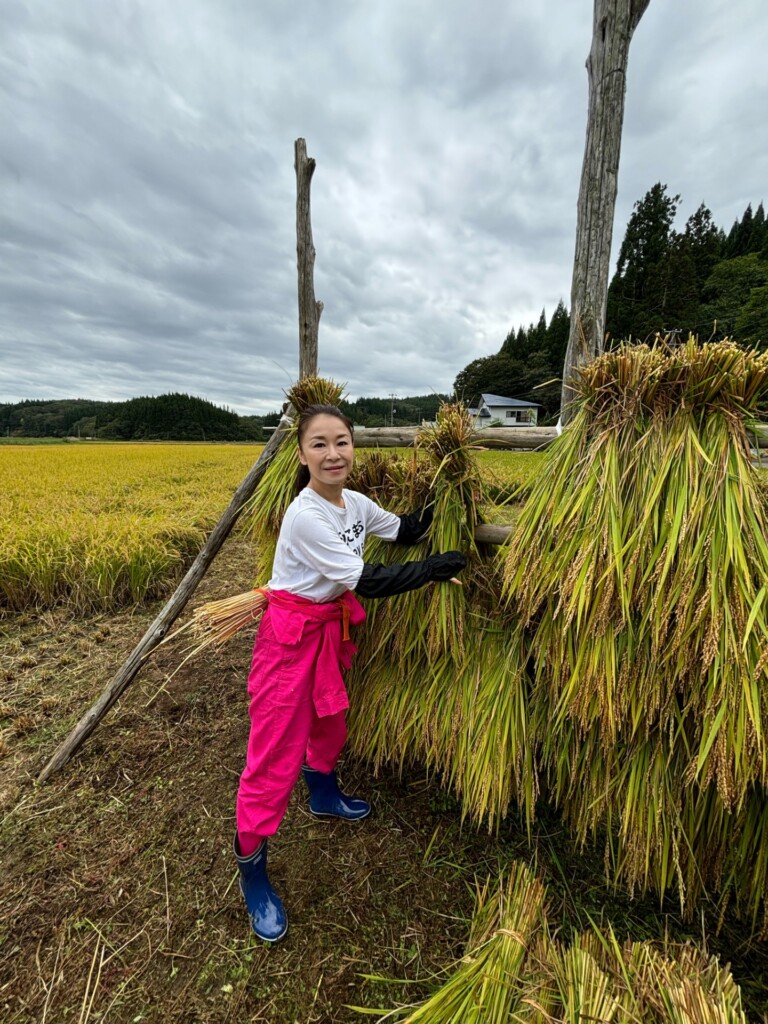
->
<box><xmin>353</xmin><ymin>423</ymin><xmax>768</xmax><ymax>451</ymax></box>
<box><xmin>474</xmin><ymin>523</ymin><xmax>514</xmax><ymax>545</ymax></box>
<box><xmin>354</xmin><ymin>426</ymin><xmax>558</xmax><ymax>451</ymax></box>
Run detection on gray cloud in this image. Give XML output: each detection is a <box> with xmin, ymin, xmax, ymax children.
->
<box><xmin>1</xmin><ymin>0</ymin><xmax>766</xmax><ymax>414</ymax></box>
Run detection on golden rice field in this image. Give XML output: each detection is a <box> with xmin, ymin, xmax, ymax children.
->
<box><xmin>0</xmin><ymin>442</ymin><xmax>541</xmax><ymax>614</ymax></box>
<box><xmin>0</xmin><ymin>443</ymin><xmax>264</xmax><ymax>613</ymax></box>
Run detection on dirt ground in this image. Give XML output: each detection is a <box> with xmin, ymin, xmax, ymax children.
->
<box><xmin>2</xmin><ymin>536</ymin><xmax>767</xmax><ymax>1023</ymax></box>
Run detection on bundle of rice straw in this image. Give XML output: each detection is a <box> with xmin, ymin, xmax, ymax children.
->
<box><xmin>346</xmin><ymin>403</ymin><xmax>533</xmax><ymax>830</ymax></box>
<box><xmin>360</xmin><ymin>863</ymin><xmax>546</xmax><ymax>1024</ymax></box>
<box><xmin>184</xmin><ymin>588</ymin><xmax>269</xmax><ymax>649</ymax></box>
<box><xmin>369</xmin><ymin>862</ymin><xmax>747</xmax><ymax>1024</ymax></box>
<box><xmin>542</xmin><ymin>930</ymin><xmax>747</xmax><ymax>1024</ymax></box>
<box><xmin>503</xmin><ymin>338</ymin><xmax>768</xmax><ymax>928</ymax></box>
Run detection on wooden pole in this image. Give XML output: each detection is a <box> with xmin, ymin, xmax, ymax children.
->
<box><xmin>561</xmin><ymin>0</ymin><xmax>651</xmax><ymax>423</ymax></box>
<box><xmin>474</xmin><ymin>524</ymin><xmax>513</xmax><ymax>545</ymax></box>
<box><xmin>38</xmin><ymin>416</ymin><xmax>295</xmax><ymax>783</ymax></box>
<box><xmin>352</xmin><ymin>425</ymin><xmax>559</xmax><ymax>451</ymax></box>
<box><xmin>295</xmin><ymin>138</ymin><xmax>322</xmax><ymax>379</ymax></box>
<box><xmin>39</xmin><ymin>138</ymin><xmax>328</xmax><ymax>783</ymax></box>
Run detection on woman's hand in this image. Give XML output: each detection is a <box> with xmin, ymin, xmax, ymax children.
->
<box><xmin>425</xmin><ymin>551</ymin><xmax>467</xmax><ymax>580</ymax></box>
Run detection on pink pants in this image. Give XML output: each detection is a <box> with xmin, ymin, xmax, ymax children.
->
<box><xmin>235</xmin><ymin>607</ymin><xmax>348</xmax><ymax>847</ymax></box>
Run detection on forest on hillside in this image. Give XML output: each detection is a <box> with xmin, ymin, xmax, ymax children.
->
<box><xmin>0</xmin><ymin>394</ymin><xmax>264</xmax><ymax>442</ymax></box>
<box><xmin>455</xmin><ymin>185</ymin><xmax>768</xmax><ymax>423</ymax></box>
<box><xmin>1</xmin><ymin>391</ymin><xmax>449</xmax><ymax>440</ymax></box>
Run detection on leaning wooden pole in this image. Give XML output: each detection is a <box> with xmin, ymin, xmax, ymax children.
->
<box><xmin>37</xmin><ymin>417</ymin><xmax>294</xmax><ymax>783</ymax></box>
<box><xmin>295</xmin><ymin>138</ymin><xmax>323</xmax><ymax>379</ymax></box>
<box><xmin>39</xmin><ymin>140</ymin><xmax>326</xmax><ymax>783</ymax></box>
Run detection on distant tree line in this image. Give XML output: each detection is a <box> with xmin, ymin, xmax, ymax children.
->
<box><xmin>1</xmin><ymin>391</ymin><xmax>451</xmax><ymax>440</ymax></box>
<box><xmin>340</xmin><ymin>394</ymin><xmax>449</xmax><ymax>427</ymax></box>
<box><xmin>261</xmin><ymin>393</ymin><xmax>449</xmax><ymax>428</ymax></box>
<box><xmin>454</xmin><ymin>185</ymin><xmax>768</xmax><ymax>423</ymax></box>
<box><xmin>0</xmin><ymin>394</ymin><xmax>264</xmax><ymax>441</ymax></box>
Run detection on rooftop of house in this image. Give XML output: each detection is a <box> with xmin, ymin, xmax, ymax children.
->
<box><xmin>477</xmin><ymin>393</ymin><xmax>541</xmax><ymax>409</ymax></box>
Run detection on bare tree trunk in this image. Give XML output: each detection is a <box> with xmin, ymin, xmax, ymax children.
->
<box><xmin>561</xmin><ymin>0</ymin><xmax>651</xmax><ymax>423</ymax></box>
<box><xmin>295</xmin><ymin>138</ymin><xmax>323</xmax><ymax>379</ymax></box>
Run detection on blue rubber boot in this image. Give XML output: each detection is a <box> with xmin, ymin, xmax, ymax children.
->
<box><xmin>233</xmin><ymin>835</ymin><xmax>288</xmax><ymax>942</ymax></box>
<box><xmin>302</xmin><ymin>766</ymin><xmax>371</xmax><ymax>820</ymax></box>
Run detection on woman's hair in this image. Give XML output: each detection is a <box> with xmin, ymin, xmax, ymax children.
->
<box><xmin>295</xmin><ymin>404</ymin><xmax>354</xmax><ymax>492</ymax></box>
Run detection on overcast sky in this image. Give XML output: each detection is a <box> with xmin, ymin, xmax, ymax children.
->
<box><xmin>2</xmin><ymin>0</ymin><xmax>766</xmax><ymax>415</ymax></box>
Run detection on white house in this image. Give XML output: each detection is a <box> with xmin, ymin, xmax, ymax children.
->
<box><xmin>468</xmin><ymin>393</ymin><xmax>540</xmax><ymax>427</ymax></box>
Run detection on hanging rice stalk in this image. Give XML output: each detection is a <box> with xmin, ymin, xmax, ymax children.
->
<box><xmin>439</xmin><ymin>627</ymin><xmax>536</xmax><ymax>830</ymax></box>
<box><xmin>349</xmin><ymin>403</ymin><xmax>489</xmax><ymax>681</ymax></box>
<box><xmin>416</xmin><ymin>404</ymin><xmax>485</xmax><ymax>659</ymax></box>
<box><xmin>503</xmin><ymin>338</ymin><xmax>768</xmax><ymax>926</ymax></box>
<box><xmin>347</xmin><ymin>403</ymin><xmax>534</xmax><ymax>830</ymax></box>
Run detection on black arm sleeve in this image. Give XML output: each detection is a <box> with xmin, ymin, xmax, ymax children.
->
<box><xmin>396</xmin><ymin>505</ymin><xmax>434</xmax><ymax>545</ymax></box>
<box><xmin>356</xmin><ymin>561</ymin><xmax>432</xmax><ymax>598</ymax></box>
<box><xmin>356</xmin><ymin>551</ymin><xmax>467</xmax><ymax>599</ymax></box>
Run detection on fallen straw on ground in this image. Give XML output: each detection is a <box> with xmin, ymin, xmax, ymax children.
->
<box><xmin>368</xmin><ymin>862</ymin><xmax>747</xmax><ymax>1024</ymax></box>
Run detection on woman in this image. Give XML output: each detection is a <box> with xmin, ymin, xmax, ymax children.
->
<box><xmin>234</xmin><ymin>404</ymin><xmax>466</xmax><ymax>941</ymax></box>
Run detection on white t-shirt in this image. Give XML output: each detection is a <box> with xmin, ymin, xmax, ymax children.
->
<box><xmin>268</xmin><ymin>487</ymin><xmax>401</xmax><ymax>602</ymax></box>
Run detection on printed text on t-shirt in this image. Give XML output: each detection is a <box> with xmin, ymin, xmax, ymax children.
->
<box><xmin>338</xmin><ymin>520</ymin><xmax>364</xmax><ymax>557</ymax></box>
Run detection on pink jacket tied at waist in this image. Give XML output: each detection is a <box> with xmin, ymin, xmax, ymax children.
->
<box><xmin>265</xmin><ymin>589</ymin><xmax>367</xmax><ymax>717</ymax></box>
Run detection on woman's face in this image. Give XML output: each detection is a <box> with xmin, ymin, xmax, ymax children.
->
<box><xmin>298</xmin><ymin>413</ymin><xmax>354</xmax><ymax>488</ymax></box>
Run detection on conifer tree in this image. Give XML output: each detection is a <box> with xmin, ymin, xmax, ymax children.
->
<box><xmin>733</xmin><ymin>203</ymin><xmax>754</xmax><ymax>257</ymax></box>
<box><xmin>749</xmin><ymin>201</ymin><xmax>766</xmax><ymax>253</ymax></box>
<box><xmin>546</xmin><ymin>300</ymin><xmax>570</xmax><ymax>366</ymax></box>
<box><xmin>683</xmin><ymin>202</ymin><xmax>722</xmax><ymax>293</ymax></box>
<box><xmin>529</xmin><ymin>309</ymin><xmax>548</xmax><ymax>353</ymax></box>
<box><xmin>606</xmin><ymin>183</ymin><xmax>679</xmax><ymax>341</ymax></box>
<box><xmin>724</xmin><ymin>218</ymin><xmax>741</xmax><ymax>259</ymax></box>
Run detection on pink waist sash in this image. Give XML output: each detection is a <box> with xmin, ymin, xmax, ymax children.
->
<box><xmin>264</xmin><ymin>589</ymin><xmax>366</xmax><ymax>717</ymax></box>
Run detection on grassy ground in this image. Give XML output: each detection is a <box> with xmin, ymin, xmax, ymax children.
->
<box><xmin>0</xmin><ymin>537</ymin><xmax>477</xmax><ymax>1022</ymax></box>
<box><xmin>2</xmin><ymin>535</ymin><xmax>768</xmax><ymax>1023</ymax></box>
